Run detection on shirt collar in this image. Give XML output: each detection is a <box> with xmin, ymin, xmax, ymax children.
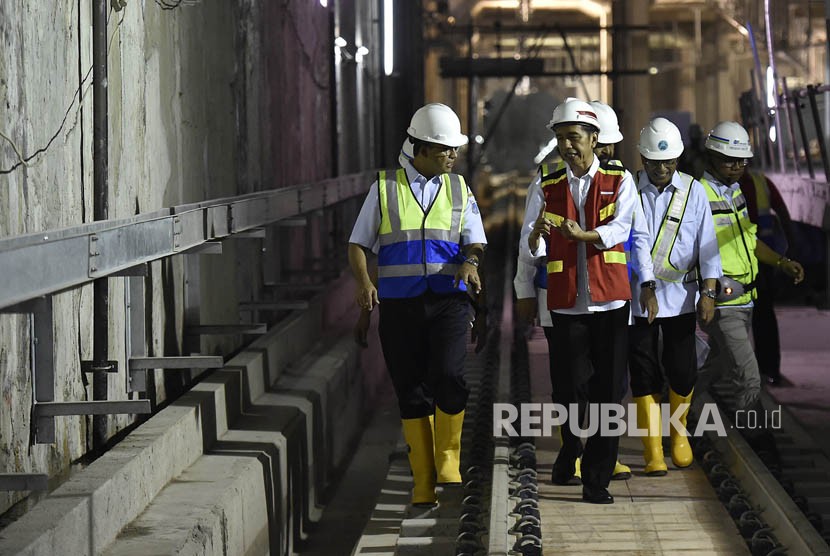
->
<box><xmin>565</xmin><ymin>154</ymin><xmax>599</xmax><ymax>183</ymax></box>
<box><xmin>404</xmin><ymin>161</ymin><xmax>429</xmax><ymax>186</ymax></box>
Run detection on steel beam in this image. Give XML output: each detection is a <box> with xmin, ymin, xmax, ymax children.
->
<box><xmin>128</xmin><ymin>356</ymin><xmax>224</xmax><ymax>370</ymax></box>
<box><xmin>185</xmin><ymin>324</ymin><xmax>268</xmax><ymax>335</ymax></box>
<box><xmin>35</xmin><ymin>400</ymin><xmax>151</xmax><ymax>416</ymax></box>
<box><xmin>0</xmin><ymin>474</ymin><xmax>49</xmax><ymax>492</ymax></box>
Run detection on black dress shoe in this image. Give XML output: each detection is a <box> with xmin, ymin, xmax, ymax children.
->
<box><xmin>582</xmin><ymin>486</ymin><xmax>614</xmax><ymax>504</ymax></box>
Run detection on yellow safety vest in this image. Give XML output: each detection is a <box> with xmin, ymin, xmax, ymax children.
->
<box><xmin>377</xmin><ymin>168</ymin><xmax>469</xmax><ymax>298</ymax></box>
<box><xmin>645</xmin><ymin>172</ymin><xmax>695</xmax><ymax>283</ymax></box>
<box><xmin>701</xmin><ymin>177</ymin><xmax>758</xmax><ymax>306</ymax></box>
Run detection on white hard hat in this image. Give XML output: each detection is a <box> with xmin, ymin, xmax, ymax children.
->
<box><xmin>589</xmin><ymin>100</ymin><xmax>623</xmax><ymax>144</ymax></box>
<box><xmin>704</xmin><ymin>121</ymin><xmax>753</xmax><ymax>158</ymax></box>
<box><xmin>398</xmin><ymin>138</ymin><xmax>414</xmax><ymax>166</ymax></box>
<box><xmin>407</xmin><ymin>103</ymin><xmax>468</xmax><ymax>148</ymax></box>
<box><xmin>547</xmin><ymin>97</ymin><xmax>600</xmax><ymax>132</ymax></box>
<box><xmin>638</xmin><ymin>117</ymin><xmax>684</xmax><ymax>160</ymax></box>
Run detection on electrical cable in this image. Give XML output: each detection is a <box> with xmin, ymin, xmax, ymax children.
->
<box><xmin>0</xmin><ymin>9</ymin><xmax>124</xmax><ymax>175</ymax></box>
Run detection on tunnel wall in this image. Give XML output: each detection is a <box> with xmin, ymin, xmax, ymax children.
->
<box><xmin>0</xmin><ymin>0</ymin><xmax>333</xmax><ymax>516</ymax></box>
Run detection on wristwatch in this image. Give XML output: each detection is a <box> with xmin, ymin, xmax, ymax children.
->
<box><xmin>464</xmin><ymin>257</ymin><xmax>480</xmax><ymax>268</ymax></box>
<box><xmin>640</xmin><ymin>280</ymin><xmax>656</xmax><ymax>290</ymax></box>
<box><xmin>701</xmin><ymin>288</ymin><xmax>717</xmax><ymax>300</ymax></box>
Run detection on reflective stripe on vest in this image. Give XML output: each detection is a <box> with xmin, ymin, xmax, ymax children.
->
<box><xmin>701</xmin><ymin>177</ymin><xmax>758</xmax><ymax>306</ymax></box>
<box><xmin>377</xmin><ymin>169</ymin><xmax>468</xmax><ymax>298</ymax></box>
<box><xmin>647</xmin><ymin>173</ymin><xmax>694</xmax><ymax>282</ymax></box>
<box><xmin>540</xmin><ymin>160</ymin><xmax>631</xmax><ymax>309</ymax></box>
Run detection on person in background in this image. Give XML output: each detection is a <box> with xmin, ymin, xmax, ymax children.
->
<box><xmin>738</xmin><ymin>169</ymin><xmax>795</xmax><ymax>385</ymax></box>
<box><xmin>519</xmin><ymin>98</ymin><xmax>657</xmax><ymax>504</ymax></box>
<box><xmin>678</xmin><ymin>123</ymin><xmax>707</xmax><ymax>179</ymax></box>
<box><xmin>348</xmin><ymin>103</ymin><xmax>486</xmax><ymax>506</ymax></box>
<box><xmin>628</xmin><ymin>118</ymin><xmax>722</xmax><ymax>475</ymax></box>
<box><xmin>697</xmin><ymin>121</ymin><xmax>804</xmax><ymax>460</ymax></box>
<box><xmin>513</xmin><ymin>99</ymin><xmax>633</xmax><ymax>483</ymax></box>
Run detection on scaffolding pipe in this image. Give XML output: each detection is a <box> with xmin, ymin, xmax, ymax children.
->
<box><xmin>764</xmin><ymin>0</ymin><xmax>786</xmax><ymax>172</ymax></box>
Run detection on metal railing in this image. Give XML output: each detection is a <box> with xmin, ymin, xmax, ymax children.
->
<box><xmin>0</xmin><ymin>171</ymin><xmax>374</xmax><ymax>490</ymax></box>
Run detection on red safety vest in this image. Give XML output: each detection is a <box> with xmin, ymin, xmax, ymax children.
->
<box><xmin>541</xmin><ymin>160</ymin><xmax>631</xmax><ymax>310</ymax></box>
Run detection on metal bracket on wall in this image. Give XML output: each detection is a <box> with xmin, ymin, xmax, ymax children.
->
<box><xmin>0</xmin><ymin>473</ymin><xmax>49</xmax><ymax>492</ymax></box>
<box><xmin>185</xmin><ymin>324</ymin><xmax>267</xmax><ymax>336</ymax></box>
<box><xmin>238</xmin><ymin>300</ymin><xmax>310</xmax><ymax>312</ymax></box>
<box><xmin>0</xmin><ymin>297</ymin><xmax>151</xmax><ymax>445</ymax></box>
<box><xmin>228</xmin><ymin>227</ymin><xmax>267</xmax><ymax>239</ymax></box>
<box><xmin>181</xmin><ymin>242</ymin><xmax>222</xmax><ymax>255</ymax></box>
<box><xmin>125</xmin><ymin>273</ymin><xmax>224</xmax><ymax>393</ymax></box>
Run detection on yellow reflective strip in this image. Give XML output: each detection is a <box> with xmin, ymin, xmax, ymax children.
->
<box><xmin>547</xmin><ymin>260</ymin><xmax>563</xmax><ymax>273</ymax></box>
<box><xmin>423</xmin><ymin>175</ymin><xmax>453</xmax><ymax>230</ymax></box>
<box><xmin>378</xmin><ymin>172</ymin><xmax>392</xmax><ymax>234</ymax></box>
<box><xmin>599</xmin><ymin>202</ymin><xmax>616</xmax><ymax>221</ymax></box>
<box><xmin>597</xmin><ymin>167</ymin><xmax>626</xmax><ymax>176</ymax></box>
<box><xmin>399</xmin><ymin>181</ymin><xmax>424</xmax><ymax>229</ymax></box>
<box><xmin>603</xmin><ymin>250</ymin><xmax>627</xmax><ymax>264</ymax></box>
<box><xmin>545</xmin><ymin>212</ymin><xmax>564</xmax><ymax>227</ymax></box>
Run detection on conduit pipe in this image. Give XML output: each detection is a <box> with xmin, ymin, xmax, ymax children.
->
<box><xmin>92</xmin><ymin>0</ymin><xmax>110</xmax><ymax>452</ymax></box>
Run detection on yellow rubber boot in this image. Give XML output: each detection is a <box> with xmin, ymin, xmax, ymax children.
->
<box><xmin>612</xmin><ymin>460</ymin><xmax>632</xmax><ymax>480</ymax></box>
<box><xmin>434</xmin><ymin>408</ymin><xmax>464</xmax><ymax>485</ymax></box>
<box><xmin>401</xmin><ymin>417</ymin><xmax>437</xmax><ymax>506</ymax></box>
<box><xmin>634</xmin><ymin>395</ymin><xmax>668</xmax><ymax>476</ymax></box>
<box><xmin>574</xmin><ymin>457</ymin><xmax>581</xmax><ymax>481</ymax></box>
<box><xmin>669</xmin><ymin>389</ymin><xmax>694</xmax><ymax>468</ymax></box>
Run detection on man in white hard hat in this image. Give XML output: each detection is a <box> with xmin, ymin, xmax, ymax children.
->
<box><xmin>697</xmin><ymin>121</ymin><xmax>803</xmax><ymax>460</ymax></box>
<box><xmin>514</xmin><ymin>100</ymin><xmax>633</xmax><ymax>484</ymax></box>
<box><xmin>627</xmin><ymin>117</ymin><xmax>722</xmax><ymax>477</ymax></box>
<box><xmin>520</xmin><ymin>98</ymin><xmax>657</xmax><ymax>504</ymax></box>
<box><xmin>348</xmin><ymin>103</ymin><xmax>486</xmax><ymax>507</ymax></box>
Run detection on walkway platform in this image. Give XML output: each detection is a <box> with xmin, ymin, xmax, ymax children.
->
<box><xmin>527</xmin><ymin>327</ymin><xmax>750</xmax><ymax>555</ymax></box>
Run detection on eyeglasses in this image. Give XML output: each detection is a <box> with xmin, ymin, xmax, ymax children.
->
<box><xmin>429</xmin><ymin>145</ymin><xmax>460</xmax><ymax>157</ymax></box>
<box><xmin>714</xmin><ymin>156</ymin><xmax>750</xmax><ymax>168</ymax></box>
<box><xmin>643</xmin><ymin>158</ymin><xmax>678</xmax><ymax>169</ymax></box>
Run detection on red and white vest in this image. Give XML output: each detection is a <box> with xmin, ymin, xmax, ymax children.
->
<box><xmin>540</xmin><ymin>160</ymin><xmax>631</xmax><ymax>310</ymax></box>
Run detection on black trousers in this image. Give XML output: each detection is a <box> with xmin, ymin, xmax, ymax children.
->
<box><xmin>378</xmin><ymin>291</ymin><xmax>472</xmax><ymax>419</ymax></box>
<box><xmin>629</xmin><ymin>312</ymin><xmax>697</xmax><ymax>398</ymax></box>
<box><xmin>549</xmin><ymin>303</ymin><xmax>629</xmax><ymax>489</ymax></box>
<box><xmin>752</xmin><ymin>265</ymin><xmax>781</xmax><ymax>379</ymax></box>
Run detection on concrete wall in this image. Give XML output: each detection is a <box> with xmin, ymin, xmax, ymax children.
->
<box><xmin>0</xmin><ymin>0</ymin><xmax>333</xmax><ymax>516</ymax></box>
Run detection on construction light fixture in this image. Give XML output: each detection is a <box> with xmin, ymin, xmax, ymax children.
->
<box><xmin>320</xmin><ymin>0</ymin><xmax>327</xmax><ymax>6</ymax></box>
<box><xmin>356</xmin><ymin>45</ymin><xmax>369</xmax><ymax>63</ymax></box>
<box><xmin>335</xmin><ymin>36</ymin><xmax>347</xmax><ymax>48</ymax></box>
<box><xmin>648</xmin><ymin>66</ymin><xmax>659</xmax><ymax>75</ymax></box>
<box><xmin>384</xmin><ymin>0</ymin><xmax>394</xmax><ymax>75</ymax></box>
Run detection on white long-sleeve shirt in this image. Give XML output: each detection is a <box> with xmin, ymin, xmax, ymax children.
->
<box><xmin>514</xmin><ymin>178</ymin><xmax>551</xmax><ymax>326</ymax></box>
<box><xmin>630</xmin><ymin>170</ymin><xmax>723</xmax><ymax>317</ymax></box>
<box><xmin>518</xmin><ymin>156</ymin><xmax>653</xmax><ymax>315</ymax></box>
